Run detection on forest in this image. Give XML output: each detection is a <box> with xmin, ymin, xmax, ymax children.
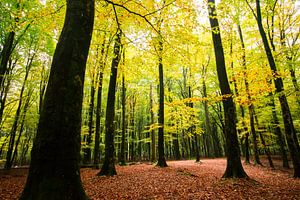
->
<box><xmin>0</xmin><ymin>0</ymin><xmax>300</xmax><ymax>199</ymax></box>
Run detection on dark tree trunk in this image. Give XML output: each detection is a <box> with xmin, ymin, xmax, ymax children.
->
<box><xmin>203</xmin><ymin>80</ymin><xmax>221</xmax><ymax>157</ymax></box>
<box><xmin>20</xmin><ymin>0</ymin><xmax>94</xmax><ymax>199</ymax></box>
<box><xmin>173</xmin><ymin>132</ymin><xmax>181</xmax><ymax>160</ymax></box>
<box><xmin>38</xmin><ymin>64</ymin><xmax>48</xmax><ymax>114</ymax></box>
<box><xmin>83</xmin><ymin>75</ymin><xmax>96</xmax><ymax>164</ymax></box>
<box><xmin>156</xmin><ymin>31</ymin><xmax>167</xmax><ymax>167</ymax></box>
<box><xmin>0</xmin><ymin>31</ymin><xmax>15</xmax><ymax>90</ymax></box>
<box><xmin>255</xmin><ymin>0</ymin><xmax>300</xmax><ymax>177</ymax></box>
<box><xmin>0</xmin><ymin>59</ymin><xmax>14</xmax><ymax>125</ymax></box>
<box><xmin>93</xmin><ymin>71</ymin><xmax>103</xmax><ymax>168</ymax></box>
<box><xmin>93</xmin><ymin>35</ymin><xmax>106</xmax><ymax>168</ymax></box>
<box><xmin>5</xmin><ymin>48</ymin><xmax>36</xmax><ymax>169</ymax></box>
<box><xmin>280</xmin><ymin>26</ymin><xmax>300</xmax><ymax>107</ymax></box>
<box><xmin>150</xmin><ymin>84</ymin><xmax>156</xmax><ymax>162</ymax></box>
<box><xmin>119</xmin><ymin>75</ymin><xmax>126</xmax><ymax>165</ymax></box>
<box><xmin>235</xmin><ymin>24</ymin><xmax>250</xmax><ymax>164</ymax></box>
<box><xmin>269</xmin><ymin>95</ymin><xmax>289</xmax><ymax>168</ymax></box>
<box><xmin>208</xmin><ymin>0</ymin><xmax>247</xmax><ymax>178</ymax></box>
<box><xmin>11</xmin><ymin>90</ymin><xmax>32</xmax><ymax>165</ymax></box>
<box><xmin>237</xmin><ymin>23</ymin><xmax>261</xmax><ymax>165</ymax></box>
<box><xmin>253</xmin><ymin>111</ymin><xmax>274</xmax><ymax>168</ymax></box>
<box><xmin>130</xmin><ymin>96</ymin><xmax>136</xmax><ymax>161</ymax></box>
<box><xmin>249</xmin><ymin>105</ymin><xmax>261</xmax><ymax>165</ymax></box>
<box><xmin>98</xmin><ymin>29</ymin><xmax>122</xmax><ymax>176</ymax></box>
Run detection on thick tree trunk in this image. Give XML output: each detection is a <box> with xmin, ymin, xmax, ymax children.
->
<box><xmin>208</xmin><ymin>0</ymin><xmax>247</xmax><ymax>178</ymax></box>
<box><xmin>255</xmin><ymin>0</ymin><xmax>300</xmax><ymax>177</ymax></box>
<box><xmin>119</xmin><ymin>75</ymin><xmax>126</xmax><ymax>165</ymax></box>
<box><xmin>20</xmin><ymin>0</ymin><xmax>94</xmax><ymax>199</ymax></box>
<box><xmin>98</xmin><ymin>29</ymin><xmax>122</xmax><ymax>176</ymax></box>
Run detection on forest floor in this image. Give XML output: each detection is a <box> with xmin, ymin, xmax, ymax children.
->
<box><xmin>0</xmin><ymin>158</ymin><xmax>300</xmax><ymax>199</ymax></box>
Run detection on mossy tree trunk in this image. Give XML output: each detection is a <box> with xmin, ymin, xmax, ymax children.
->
<box><xmin>20</xmin><ymin>0</ymin><xmax>94</xmax><ymax>199</ymax></box>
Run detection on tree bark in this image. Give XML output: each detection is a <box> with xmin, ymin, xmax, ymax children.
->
<box><xmin>208</xmin><ymin>0</ymin><xmax>247</xmax><ymax>178</ymax></box>
<box><xmin>98</xmin><ymin>29</ymin><xmax>122</xmax><ymax>176</ymax></box>
<box><xmin>20</xmin><ymin>0</ymin><xmax>94</xmax><ymax>199</ymax></box>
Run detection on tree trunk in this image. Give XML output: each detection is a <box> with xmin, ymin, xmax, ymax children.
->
<box><xmin>11</xmin><ymin>90</ymin><xmax>32</xmax><ymax>165</ymax></box>
<box><xmin>0</xmin><ymin>31</ymin><xmax>15</xmax><ymax>90</ymax></box>
<box><xmin>93</xmin><ymin>34</ymin><xmax>107</xmax><ymax>168</ymax></box>
<box><xmin>119</xmin><ymin>75</ymin><xmax>126</xmax><ymax>165</ymax></box>
<box><xmin>208</xmin><ymin>0</ymin><xmax>247</xmax><ymax>178</ymax></box>
<box><xmin>129</xmin><ymin>96</ymin><xmax>136</xmax><ymax>162</ymax></box>
<box><xmin>249</xmin><ymin>105</ymin><xmax>261</xmax><ymax>165</ymax></box>
<box><xmin>156</xmin><ymin>28</ymin><xmax>167</xmax><ymax>167</ymax></box>
<box><xmin>20</xmin><ymin>0</ymin><xmax>94</xmax><ymax>198</ymax></box>
<box><xmin>269</xmin><ymin>95</ymin><xmax>289</xmax><ymax>168</ymax></box>
<box><xmin>98</xmin><ymin>29</ymin><xmax>122</xmax><ymax>176</ymax></box>
<box><xmin>83</xmin><ymin>74</ymin><xmax>96</xmax><ymax>164</ymax></box>
<box><xmin>255</xmin><ymin>0</ymin><xmax>300</xmax><ymax>177</ymax></box>
<box><xmin>203</xmin><ymin>79</ymin><xmax>221</xmax><ymax>157</ymax></box>
<box><xmin>150</xmin><ymin>84</ymin><xmax>156</xmax><ymax>162</ymax></box>
<box><xmin>5</xmin><ymin>47</ymin><xmax>36</xmax><ymax>169</ymax></box>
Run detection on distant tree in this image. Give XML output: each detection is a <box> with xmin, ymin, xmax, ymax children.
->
<box><xmin>20</xmin><ymin>0</ymin><xmax>95</xmax><ymax>199</ymax></box>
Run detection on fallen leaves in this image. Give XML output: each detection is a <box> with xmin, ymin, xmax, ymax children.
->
<box><xmin>0</xmin><ymin>158</ymin><xmax>300</xmax><ymax>200</ymax></box>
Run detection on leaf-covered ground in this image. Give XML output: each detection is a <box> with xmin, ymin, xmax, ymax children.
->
<box><xmin>1</xmin><ymin>158</ymin><xmax>300</xmax><ymax>199</ymax></box>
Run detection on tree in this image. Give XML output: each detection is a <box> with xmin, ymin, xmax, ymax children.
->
<box><xmin>208</xmin><ymin>0</ymin><xmax>248</xmax><ymax>178</ymax></box>
<box><xmin>247</xmin><ymin>0</ymin><xmax>300</xmax><ymax>178</ymax></box>
<box><xmin>98</xmin><ymin>29</ymin><xmax>122</xmax><ymax>176</ymax></box>
<box><xmin>20</xmin><ymin>0</ymin><xmax>95</xmax><ymax>199</ymax></box>
<box><xmin>119</xmin><ymin>75</ymin><xmax>126</xmax><ymax>165</ymax></box>
<box><xmin>157</xmin><ymin>26</ymin><xmax>168</xmax><ymax>167</ymax></box>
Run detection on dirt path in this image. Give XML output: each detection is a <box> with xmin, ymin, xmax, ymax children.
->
<box><xmin>1</xmin><ymin>158</ymin><xmax>300</xmax><ymax>199</ymax></box>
